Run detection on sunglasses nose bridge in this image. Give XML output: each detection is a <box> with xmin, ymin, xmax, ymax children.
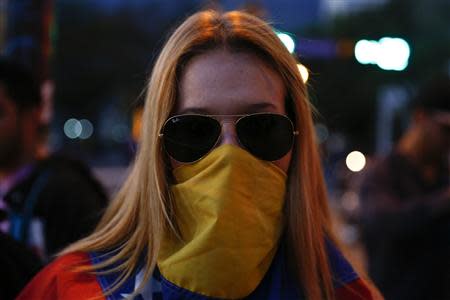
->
<box><xmin>217</xmin><ymin>119</ymin><xmax>239</xmax><ymax>147</ymax></box>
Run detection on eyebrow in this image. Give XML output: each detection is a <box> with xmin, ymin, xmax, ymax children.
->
<box><xmin>177</xmin><ymin>102</ymin><xmax>278</xmax><ymax>115</ymax></box>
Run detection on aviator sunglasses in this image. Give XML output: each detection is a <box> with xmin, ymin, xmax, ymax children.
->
<box><xmin>159</xmin><ymin>112</ymin><xmax>299</xmax><ymax>163</ymax></box>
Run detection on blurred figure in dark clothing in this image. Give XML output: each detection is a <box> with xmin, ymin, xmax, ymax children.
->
<box><xmin>0</xmin><ymin>59</ymin><xmax>108</xmax><ymax>261</ymax></box>
<box><xmin>0</xmin><ymin>231</ymin><xmax>42</xmax><ymax>300</ymax></box>
<box><xmin>359</xmin><ymin>75</ymin><xmax>450</xmax><ymax>300</ymax></box>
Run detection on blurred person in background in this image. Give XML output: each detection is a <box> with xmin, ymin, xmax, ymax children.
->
<box><xmin>18</xmin><ymin>10</ymin><xmax>381</xmax><ymax>300</ymax></box>
<box><xmin>0</xmin><ymin>59</ymin><xmax>108</xmax><ymax>261</ymax></box>
<box><xmin>359</xmin><ymin>75</ymin><xmax>450</xmax><ymax>300</ymax></box>
<box><xmin>0</xmin><ymin>231</ymin><xmax>42</xmax><ymax>300</ymax></box>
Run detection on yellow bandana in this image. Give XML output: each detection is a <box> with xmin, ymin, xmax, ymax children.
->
<box><xmin>157</xmin><ymin>145</ymin><xmax>287</xmax><ymax>299</ymax></box>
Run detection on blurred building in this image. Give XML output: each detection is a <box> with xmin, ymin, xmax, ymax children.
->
<box><xmin>321</xmin><ymin>0</ymin><xmax>388</xmax><ymax>17</ymax></box>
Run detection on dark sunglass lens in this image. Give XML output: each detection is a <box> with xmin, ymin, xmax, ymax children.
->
<box><xmin>162</xmin><ymin>115</ymin><xmax>221</xmax><ymax>162</ymax></box>
<box><xmin>236</xmin><ymin>114</ymin><xmax>294</xmax><ymax>161</ymax></box>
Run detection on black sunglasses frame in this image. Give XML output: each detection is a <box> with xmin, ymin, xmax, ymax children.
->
<box><xmin>159</xmin><ymin>112</ymin><xmax>299</xmax><ymax>163</ymax></box>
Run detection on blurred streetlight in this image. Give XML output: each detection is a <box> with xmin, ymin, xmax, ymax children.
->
<box><xmin>354</xmin><ymin>37</ymin><xmax>410</xmax><ymax>71</ymax></box>
<box><xmin>64</xmin><ymin>118</ymin><xmax>82</xmax><ymax>139</ymax></box>
<box><xmin>297</xmin><ymin>63</ymin><xmax>309</xmax><ymax>83</ymax></box>
<box><xmin>346</xmin><ymin>151</ymin><xmax>366</xmax><ymax>172</ymax></box>
<box><xmin>79</xmin><ymin>119</ymin><xmax>94</xmax><ymax>139</ymax></box>
<box><xmin>64</xmin><ymin>118</ymin><xmax>94</xmax><ymax>140</ymax></box>
<box><xmin>276</xmin><ymin>31</ymin><xmax>295</xmax><ymax>54</ymax></box>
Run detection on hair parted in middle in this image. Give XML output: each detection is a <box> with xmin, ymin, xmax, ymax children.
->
<box><xmin>62</xmin><ymin>10</ymin><xmax>345</xmax><ymax>299</ymax></box>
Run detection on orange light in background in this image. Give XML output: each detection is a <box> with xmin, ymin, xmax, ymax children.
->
<box><xmin>336</xmin><ymin>39</ymin><xmax>355</xmax><ymax>58</ymax></box>
<box><xmin>132</xmin><ymin>106</ymin><xmax>143</xmax><ymax>142</ymax></box>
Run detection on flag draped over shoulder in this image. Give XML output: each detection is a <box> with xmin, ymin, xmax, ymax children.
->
<box><xmin>17</xmin><ymin>252</ymin><xmax>105</xmax><ymax>300</ymax></box>
<box><xmin>18</xmin><ymin>244</ymin><xmax>374</xmax><ymax>300</ymax></box>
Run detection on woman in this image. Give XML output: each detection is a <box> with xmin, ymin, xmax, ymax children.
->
<box><xmin>18</xmin><ymin>10</ymin><xmax>380</xmax><ymax>300</ymax></box>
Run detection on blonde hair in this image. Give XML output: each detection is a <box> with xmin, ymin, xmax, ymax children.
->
<box><xmin>63</xmin><ymin>10</ymin><xmax>359</xmax><ymax>299</ymax></box>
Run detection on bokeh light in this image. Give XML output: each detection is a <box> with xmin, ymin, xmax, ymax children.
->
<box><xmin>345</xmin><ymin>151</ymin><xmax>366</xmax><ymax>172</ymax></box>
<box><xmin>354</xmin><ymin>39</ymin><xmax>379</xmax><ymax>64</ymax></box>
<box><xmin>297</xmin><ymin>63</ymin><xmax>309</xmax><ymax>83</ymax></box>
<box><xmin>354</xmin><ymin>37</ymin><xmax>410</xmax><ymax>71</ymax></box>
<box><xmin>64</xmin><ymin>118</ymin><xmax>82</xmax><ymax>139</ymax></box>
<box><xmin>79</xmin><ymin>119</ymin><xmax>94</xmax><ymax>139</ymax></box>
<box><xmin>377</xmin><ymin>37</ymin><xmax>410</xmax><ymax>71</ymax></box>
<box><xmin>276</xmin><ymin>32</ymin><xmax>295</xmax><ymax>54</ymax></box>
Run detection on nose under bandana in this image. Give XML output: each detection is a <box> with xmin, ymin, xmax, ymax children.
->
<box><xmin>157</xmin><ymin>145</ymin><xmax>287</xmax><ymax>299</ymax></box>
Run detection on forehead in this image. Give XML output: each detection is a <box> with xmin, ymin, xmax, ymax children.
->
<box><xmin>176</xmin><ymin>49</ymin><xmax>286</xmax><ymax>115</ymax></box>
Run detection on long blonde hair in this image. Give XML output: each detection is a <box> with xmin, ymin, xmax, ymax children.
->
<box><xmin>63</xmin><ymin>10</ymin><xmax>351</xmax><ymax>299</ymax></box>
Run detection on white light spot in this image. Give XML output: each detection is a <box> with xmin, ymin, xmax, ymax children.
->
<box><xmin>354</xmin><ymin>39</ymin><xmax>379</xmax><ymax>64</ymax></box>
<box><xmin>354</xmin><ymin>37</ymin><xmax>410</xmax><ymax>71</ymax></box>
<box><xmin>277</xmin><ymin>32</ymin><xmax>295</xmax><ymax>54</ymax></box>
<box><xmin>297</xmin><ymin>64</ymin><xmax>309</xmax><ymax>83</ymax></box>
<box><xmin>346</xmin><ymin>151</ymin><xmax>366</xmax><ymax>172</ymax></box>
<box><xmin>64</xmin><ymin>118</ymin><xmax>82</xmax><ymax>139</ymax></box>
<box><xmin>79</xmin><ymin>119</ymin><xmax>94</xmax><ymax>139</ymax></box>
<box><xmin>377</xmin><ymin>37</ymin><xmax>410</xmax><ymax>71</ymax></box>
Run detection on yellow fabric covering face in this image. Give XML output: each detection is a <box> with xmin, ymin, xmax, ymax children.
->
<box><xmin>158</xmin><ymin>145</ymin><xmax>287</xmax><ymax>299</ymax></box>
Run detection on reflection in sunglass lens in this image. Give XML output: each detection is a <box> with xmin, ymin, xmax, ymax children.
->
<box><xmin>236</xmin><ymin>114</ymin><xmax>294</xmax><ymax>161</ymax></box>
<box><xmin>162</xmin><ymin>115</ymin><xmax>221</xmax><ymax>162</ymax></box>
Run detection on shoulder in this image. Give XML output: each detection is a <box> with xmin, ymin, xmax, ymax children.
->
<box><xmin>42</xmin><ymin>155</ymin><xmax>106</xmax><ymax>193</ymax></box>
<box><xmin>36</xmin><ymin>155</ymin><xmax>108</xmax><ymax>210</ymax></box>
<box><xmin>335</xmin><ymin>278</ymin><xmax>382</xmax><ymax>300</ymax></box>
<box><xmin>327</xmin><ymin>240</ymin><xmax>383</xmax><ymax>299</ymax></box>
<box><xmin>17</xmin><ymin>252</ymin><xmax>104</xmax><ymax>300</ymax></box>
